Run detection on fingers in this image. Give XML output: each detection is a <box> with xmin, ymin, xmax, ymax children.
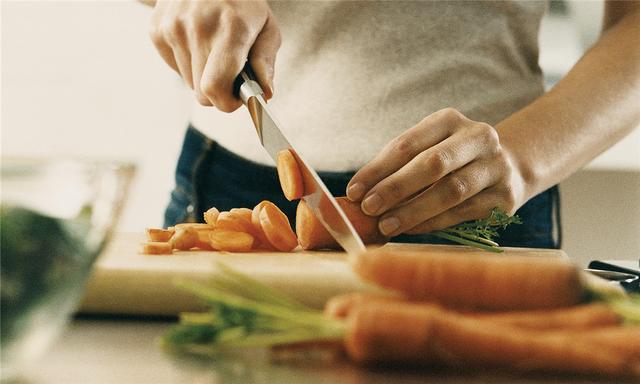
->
<box><xmin>148</xmin><ymin>1</ymin><xmax>279</xmax><ymax>111</ymax></box>
<box><xmin>346</xmin><ymin>108</ymin><xmax>469</xmax><ymax>202</ymax></box>
<box><xmin>358</xmin><ymin>125</ymin><xmax>493</xmax><ymax>217</ymax></box>
<box><xmin>405</xmin><ymin>189</ymin><xmax>502</xmax><ymax>234</ymax></box>
<box><xmin>377</xmin><ymin>156</ymin><xmax>504</xmax><ymax>237</ymax></box>
<box><xmin>249</xmin><ymin>15</ymin><xmax>281</xmax><ymax>100</ymax></box>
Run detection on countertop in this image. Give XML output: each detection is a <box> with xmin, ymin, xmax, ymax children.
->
<box><xmin>17</xmin><ymin>316</ymin><xmax>624</xmax><ymax>384</ymax></box>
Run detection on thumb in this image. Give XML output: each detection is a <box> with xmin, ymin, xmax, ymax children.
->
<box><xmin>249</xmin><ymin>15</ymin><xmax>281</xmax><ymax>100</ymax></box>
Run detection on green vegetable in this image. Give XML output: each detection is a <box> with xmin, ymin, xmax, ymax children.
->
<box><xmin>160</xmin><ymin>263</ymin><xmax>346</xmax><ymax>355</ymax></box>
<box><xmin>431</xmin><ymin>208</ymin><xmax>522</xmax><ymax>252</ymax></box>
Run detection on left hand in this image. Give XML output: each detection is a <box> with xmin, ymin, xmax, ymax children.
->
<box><xmin>346</xmin><ymin>108</ymin><xmax>529</xmax><ymax>237</ymax></box>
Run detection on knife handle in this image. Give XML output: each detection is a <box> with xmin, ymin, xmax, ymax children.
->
<box><xmin>233</xmin><ymin>62</ymin><xmax>264</xmax><ymax>105</ymax></box>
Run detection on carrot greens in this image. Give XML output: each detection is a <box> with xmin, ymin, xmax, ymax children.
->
<box><xmin>431</xmin><ymin>208</ymin><xmax>522</xmax><ymax>253</ymax></box>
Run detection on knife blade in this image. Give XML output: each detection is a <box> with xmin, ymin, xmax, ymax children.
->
<box><xmin>234</xmin><ymin>67</ymin><xmax>366</xmax><ymax>255</ymax></box>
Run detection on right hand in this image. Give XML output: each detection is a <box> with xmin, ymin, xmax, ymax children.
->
<box><xmin>149</xmin><ymin>0</ymin><xmax>281</xmax><ymax>112</ymax></box>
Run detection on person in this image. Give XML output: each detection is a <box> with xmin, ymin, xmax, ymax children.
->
<box><xmin>141</xmin><ymin>0</ymin><xmax>639</xmax><ymax>249</ymax></box>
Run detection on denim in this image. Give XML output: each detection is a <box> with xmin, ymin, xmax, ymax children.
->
<box><xmin>165</xmin><ymin>126</ymin><xmax>561</xmax><ymax>249</ymax></box>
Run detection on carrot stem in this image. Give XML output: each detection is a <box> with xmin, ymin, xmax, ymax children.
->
<box><xmin>431</xmin><ymin>231</ymin><xmax>503</xmax><ymax>253</ymax></box>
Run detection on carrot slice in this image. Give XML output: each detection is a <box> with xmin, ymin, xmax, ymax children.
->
<box><xmin>259</xmin><ymin>201</ymin><xmax>298</xmax><ymax>251</ymax></box>
<box><xmin>251</xmin><ymin>201</ymin><xmax>275</xmax><ymax>250</ymax></box>
<box><xmin>174</xmin><ymin>223</ymin><xmax>215</xmax><ymax>231</ymax></box>
<box><xmin>203</xmin><ymin>207</ymin><xmax>220</xmax><ymax>225</ymax></box>
<box><xmin>209</xmin><ymin>230</ymin><xmax>254</xmax><ymax>252</ymax></box>
<box><xmin>139</xmin><ymin>241</ymin><xmax>173</xmax><ymax>255</ymax></box>
<box><xmin>171</xmin><ymin>227</ymin><xmax>198</xmax><ymax>250</ymax></box>
<box><xmin>276</xmin><ymin>149</ymin><xmax>304</xmax><ymax>201</ymax></box>
<box><xmin>229</xmin><ymin>208</ymin><xmax>253</xmax><ymax>222</ymax></box>
<box><xmin>145</xmin><ymin>227</ymin><xmax>175</xmax><ymax>242</ymax></box>
<box><xmin>216</xmin><ymin>211</ymin><xmax>255</xmax><ymax>233</ymax></box>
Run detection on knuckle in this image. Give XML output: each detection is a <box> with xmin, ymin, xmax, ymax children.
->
<box><xmin>379</xmin><ymin>181</ymin><xmax>405</xmax><ymax>202</ymax></box>
<box><xmin>425</xmin><ymin>150</ymin><xmax>449</xmax><ymax>176</ymax></box>
<box><xmin>439</xmin><ymin>107</ymin><xmax>464</xmax><ymax>125</ymax></box>
<box><xmin>476</xmin><ymin>123</ymin><xmax>500</xmax><ymax>149</ymax></box>
<box><xmin>391</xmin><ymin>136</ymin><xmax>417</xmax><ymax>158</ymax></box>
<box><xmin>445</xmin><ymin>176</ymin><xmax>469</xmax><ymax>202</ymax></box>
<box><xmin>162</xmin><ymin>19</ymin><xmax>185</xmax><ymax>44</ymax></box>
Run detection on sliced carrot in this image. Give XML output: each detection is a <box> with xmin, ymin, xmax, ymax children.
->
<box><xmin>209</xmin><ymin>230</ymin><xmax>254</xmax><ymax>252</ymax></box>
<box><xmin>342</xmin><ymin>300</ymin><xmax>640</xmax><ymax>376</ymax></box>
<box><xmin>139</xmin><ymin>241</ymin><xmax>173</xmax><ymax>255</ymax></box>
<box><xmin>296</xmin><ymin>197</ymin><xmax>388</xmax><ymax>250</ymax></box>
<box><xmin>203</xmin><ymin>207</ymin><xmax>220</xmax><ymax>225</ymax></box>
<box><xmin>229</xmin><ymin>208</ymin><xmax>253</xmax><ymax>222</ymax></box>
<box><xmin>171</xmin><ymin>227</ymin><xmax>198</xmax><ymax>250</ymax></box>
<box><xmin>215</xmin><ymin>211</ymin><xmax>255</xmax><ymax>234</ymax></box>
<box><xmin>194</xmin><ymin>229</ymin><xmax>216</xmax><ymax>250</ymax></box>
<box><xmin>259</xmin><ymin>201</ymin><xmax>298</xmax><ymax>252</ymax></box>
<box><xmin>251</xmin><ymin>201</ymin><xmax>275</xmax><ymax>250</ymax></box>
<box><xmin>145</xmin><ymin>227</ymin><xmax>175</xmax><ymax>242</ymax></box>
<box><xmin>276</xmin><ymin>149</ymin><xmax>304</xmax><ymax>201</ymax></box>
<box><xmin>174</xmin><ymin>223</ymin><xmax>215</xmax><ymax>231</ymax></box>
<box><xmin>353</xmin><ymin>249</ymin><xmax>583</xmax><ymax>310</ymax></box>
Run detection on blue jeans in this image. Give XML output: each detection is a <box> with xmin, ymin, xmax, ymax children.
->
<box><xmin>165</xmin><ymin>126</ymin><xmax>561</xmax><ymax>249</ymax></box>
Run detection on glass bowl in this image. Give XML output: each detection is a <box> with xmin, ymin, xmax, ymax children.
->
<box><xmin>0</xmin><ymin>158</ymin><xmax>135</xmax><ymax>381</ymax></box>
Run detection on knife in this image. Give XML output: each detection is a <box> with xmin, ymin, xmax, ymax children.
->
<box><xmin>233</xmin><ymin>65</ymin><xmax>366</xmax><ymax>255</ymax></box>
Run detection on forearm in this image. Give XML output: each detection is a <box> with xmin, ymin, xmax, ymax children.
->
<box><xmin>497</xmin><ymin>7</ymin><xmax>640</xmax><ymax>200</ymax></box>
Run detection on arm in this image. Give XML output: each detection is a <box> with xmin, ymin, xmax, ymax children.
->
<box><xmin>498</xmin><ymin>0</ymin><xmax>640</xmax><ymax>197</ymax></box>
<box><xmin>346</xmin><ymin>2</ymin><xmax>640</xmax><ymax>236</ymax></box>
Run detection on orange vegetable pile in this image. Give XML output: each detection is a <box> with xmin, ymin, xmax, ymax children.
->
<box><xmin>140</xmin><ymin>201</ymin><xmax>298</xmax><ymax>254</ymax></box>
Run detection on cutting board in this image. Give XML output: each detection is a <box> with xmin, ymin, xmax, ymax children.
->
<box><xmin>78</xmin><ymin>233</ymin><xmax>567</xmax><ymax>316</ymax></box>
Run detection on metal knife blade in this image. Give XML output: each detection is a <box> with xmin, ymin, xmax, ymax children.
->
<box><xmin>235</xmin><ymin>69</ymin><xmax>366</xmax><ymax>255</ymax></box>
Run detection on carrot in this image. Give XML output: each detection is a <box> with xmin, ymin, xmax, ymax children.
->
<box><xmin>174</xmin><ymin>223</ymin><xmax>215</xmax><ymax>231</ymax></box>
<box><xmin>209</xmin><ymin>230</ymin><xmax>254</xmax><ymax>252</ymax></box>
<box><xmin>276</xmin><ymin>149</ymin><xmax>304</xmax><ymax>201</ymax></box>
<box><xmin>473</xmin><ymin>303</ymin><xmax>621</xmax><ymax>330</ymax></box>
<box><xmin>171</xmin><ymin>227</ymin><xmax>198</xmax><ymax>250</ymax></box>
<box><xmin>145</xmin><ymin>227</ymin><xmax>175</xmax><ymax>242</ymax></box>
<box><xmin>259</xmin><ymin>201</ymin><xmax>298</xmax><ymax>251</ymax></box>
<box><xmin>296</xmin><ymin>197</ymin><xmax>388</xmax><ymax>250</ymax></box>
<box><xmin>343</xmin><ymin>301</ymin><xmax>640</xmax><ymax>377</ymax></box>
<box><xmin>215</xmin><ymin>211</ymin><xmax>255</xmax><ymax>234</ymax></box>
<box><xmin>251</xmin><ymin>201</ymin><xmax>276</xmax><ymax>250</ymax></box>
<box><xmin>352</xmin><ymin>249</ymin><xmax>584</xmax><ymax>310</ymax></box>
<box><xmin>229</xmin><ymin>207</ymin><xmax>253</xmax><ymax>222</ymax></box>
<box><xmin>203</xmin><ymin>207</ymin><xmax>220</xmax><ymax>225</ymax></box>
<box><xmin>139</xmin><ymin>241</ymin><xmax>173</xmax><ymax>255</ymax></box>
<box><xmin>327</xmin><ymin>293</ymin><xmax>620</xmax><ymax>331</ymax></box>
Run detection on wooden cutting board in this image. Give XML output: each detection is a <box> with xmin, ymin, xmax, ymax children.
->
<box><xmin>78</xmin><ymin>233</ymin><xmax>567</xmax><ymax>316</ymax></box>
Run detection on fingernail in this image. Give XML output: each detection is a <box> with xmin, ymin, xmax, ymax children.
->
<box><xmin>347</xmin><ymin>183</ymin><xmax>365</xmax><ymax>201</ymax></box>
<box><xmin>379</xmin><ymin>216</ymin><xmax>400</xmax><ymax>236</ymax></box>
<box><xmin>362</xmin><ymin>193</ymin><xmax>382</xmax><ymax>215</ymax></box>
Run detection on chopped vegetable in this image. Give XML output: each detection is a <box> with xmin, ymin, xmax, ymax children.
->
<box><xmin>145</xmin><ymin>228</ymin><xmax>175</xmax><ymax>242</ymax></box>
<box><xmin>139</xmin><ymin>241</ymin><xmax>173</xmax><ymax>255</ymax></box>
<box><xmin>209</xmin><ymin>231</ymin><xmax>255</xmax><ymax>252</ymax></box>
<box><xmin>258</xmin><ymin>201</ymin><xmax>298</xmax><ymax>252</ymax></box>
<box><xmin>276</xmin><ymin>149</ymin><xmax>304</xmax><ymax>201</ymax></box>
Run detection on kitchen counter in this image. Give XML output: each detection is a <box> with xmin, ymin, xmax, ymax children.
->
<box><xmin>19</xmin><ymin>316</ymin><xmax>623</xmax><ymax>384</ymax></box>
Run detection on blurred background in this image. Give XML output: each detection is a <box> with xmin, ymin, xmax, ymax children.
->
<box><xmin>2</xmin><ymin>0</ymin><xmax>638</xmax><ymax>266</ymax></box>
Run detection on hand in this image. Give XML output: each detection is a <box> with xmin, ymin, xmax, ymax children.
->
<box><xmin>346</xmin><ymin>108</ymin><xmax>529</xmax><ymax>237</ymax></box>
<box><xmin>149</xmin><ymin>0</ymin><xmax>281</xmax><ymax>112</ymax></box>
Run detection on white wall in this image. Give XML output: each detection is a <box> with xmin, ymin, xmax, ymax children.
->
<box><xmin>2</xmin><ymin>1</ymin><xmax>638</xmax><ymax>266</ymax></box>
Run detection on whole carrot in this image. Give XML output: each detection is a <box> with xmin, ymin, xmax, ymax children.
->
<box><xmin>352</xmin><ymin>249</ymin><xmax>584</xmax><ymax>310</ymax></box>
<box><xmin>326</xmin><ymin>294</ymin><xmax>621</xmax><ymax>331</ymax></box>
<box><xmin>344</xmin><ymin>301</ymin><xmax>640</xmax><ymax>377</ymax></box>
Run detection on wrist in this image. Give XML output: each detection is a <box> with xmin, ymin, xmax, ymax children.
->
<box><xmin>499</xmin><ymin>135</ymin><xmax>541</xmax><ymax>207</ymax></box>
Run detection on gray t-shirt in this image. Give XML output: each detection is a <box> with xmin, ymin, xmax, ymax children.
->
<box><xmin>192</xmin><ymin>0</ymin><xmax>547</xmax><ymax>171</ymax></box>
